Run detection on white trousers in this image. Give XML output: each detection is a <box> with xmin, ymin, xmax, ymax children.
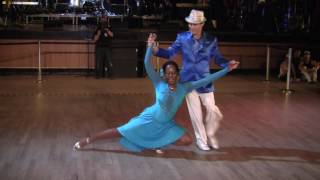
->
<box><xmin>186</xmin><ymin>90</ymin><xmax>223</xmax><ymax>145</ymax></box>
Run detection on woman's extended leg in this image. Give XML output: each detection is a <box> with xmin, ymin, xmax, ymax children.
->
<box><xmin>74</xmin><ymin>128</ymin><xmax>121</xmax><ymax>149</ymax></box>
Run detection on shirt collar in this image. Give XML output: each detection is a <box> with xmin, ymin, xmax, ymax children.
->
<box><xmin>188</xmin><ymin>31</ymin><xmax>206</xmax><ymax>40</ymax></box>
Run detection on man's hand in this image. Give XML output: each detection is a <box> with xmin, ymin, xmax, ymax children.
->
<box><xmin>228</xmin><ymin>60</ymin><xmax>240</xmax><ymax>71</ymax></box>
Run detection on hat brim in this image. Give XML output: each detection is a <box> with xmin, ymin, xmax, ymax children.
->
<box><xmin>185</xmin><ymin>17</ymin><xmax>206</xmax><ymax>24</ymax></box>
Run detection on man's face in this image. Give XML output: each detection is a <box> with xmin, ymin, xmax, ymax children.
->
<box><xmin>188</xmin><ymin>23</ymin><xmax>204</xmax><ymax>36</ymax></box>
<box><xmin>304</xmin><ymin>54</ymin><xmax>311</xmax><ymax>62</ymax></box>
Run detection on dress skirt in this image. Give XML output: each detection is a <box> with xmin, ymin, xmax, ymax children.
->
<box><xmin>117</xmin><ymin>108</ymin><xmax>185</xmax><ymax>152</ymax></box>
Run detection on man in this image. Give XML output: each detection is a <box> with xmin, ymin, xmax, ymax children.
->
<box><xmin>93</xmin><ymin>14</ymin><xmax>114</xmax><ymax>79</ymax></box>
<box><xmin>148</xmin><ymin>9</ymin><xmax>239</xmax><ymax>151</ymax></box>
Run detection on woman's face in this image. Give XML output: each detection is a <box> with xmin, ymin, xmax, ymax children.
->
<box><xmin>164</xmin><ymin>65</ymin><xmax>178</xmax><ymax>86</ymax></box>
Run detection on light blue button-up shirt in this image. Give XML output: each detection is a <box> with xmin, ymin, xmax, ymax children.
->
<box><xmin>156</xmin><ymin>31</ymin><xmax>229</xmax><ymax>93</ymax></box>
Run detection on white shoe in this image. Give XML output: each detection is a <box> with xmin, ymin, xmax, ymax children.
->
<box><xmin>208</xmin><ymin>137</ymin><xmax>219</xmax><ymax>150</ymax></box>
<box><xmin>73</xmin><ymin>137</ymin><xmax>90</xmax><ymax>151</ymax></box>
<box><xmin>196</xmin><ymin>140</ymin><xmax>210</xmax><ymax>151</ymax></box>
<box><xmin>155</xmin><ymin>149</ymin><xmax>164</xmax><ymax>154</ymax></box>
<box><xmin>73</xmin><ymin>142</ymin><xmax>81</xmax><ymax>151</ymax></box>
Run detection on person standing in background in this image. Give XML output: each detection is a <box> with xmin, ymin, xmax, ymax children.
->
<box><xmin>93</xmin><ymin>14</ymin><xmax>114</xmax><ymax>79</ymax></box>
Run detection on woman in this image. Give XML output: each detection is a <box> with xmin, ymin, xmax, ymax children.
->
<box><xmin>73</xmin><ymin>37</ymin><xmax>239</xmax><ymax>152</ymax></box>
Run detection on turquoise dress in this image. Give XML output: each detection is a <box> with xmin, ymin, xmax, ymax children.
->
<box><xmin>117</xmin><ymin>47</ymin><xmax>229</xmax><ymax>152</ymax></box>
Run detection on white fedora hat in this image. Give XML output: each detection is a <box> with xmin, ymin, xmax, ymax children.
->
<box><xmin>185</xmin><ymin>9</ymin><xmax>206</xmax><ymax>24</ymax></box>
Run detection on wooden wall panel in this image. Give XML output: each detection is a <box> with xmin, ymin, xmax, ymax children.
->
<box><xmin>0</xmin><ymin>40</ymin><xmax>95</xmax><ymax>69</ymax></box>
<box><xmin>41</xmin><ymin>42</ymin><xmax>95</xmax><ymax>69</ymax></box>
<box><xmin>0</xmin><ymin>42</ymin><xmax>38</xmax><ymax>68</ymax></box>
<box><xmin>220</xmin><ymin>45</ymin><xmax>267</xmax><ymax>70</ymax></box>
<box><xmin>0</xmin><ymin>40</ymin><xmax>291</xmax><ymax>70</ymax></box>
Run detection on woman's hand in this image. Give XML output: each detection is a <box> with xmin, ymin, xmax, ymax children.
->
<box><xmin>228</xmin><ymin>60</ymin><xmax>240</xmax><ymax>71</ymax></box>
<box><xmin>147</xmin><ymin>33</ymin><xmax>157</xmax><ymax>47</ymax></box>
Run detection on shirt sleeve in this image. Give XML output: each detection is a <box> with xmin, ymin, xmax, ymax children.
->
<box><xmin>144</xmin><ymin>46</ymin><xmax>161</xmax><ymax>84</ymax></box>
<box><xmin>184</xmin><ymin>67</ymin><xmax>229</xmax><ymax>93</ymax></box>
<box><xmin>211</xmin><ymin>38</ymin><xmax>229</xmax><ymax>68</ymax></box>
<box><xmin>156</xmin><ymin>34</ymin><xmax>182</xmax><ymax>59</ymax></box>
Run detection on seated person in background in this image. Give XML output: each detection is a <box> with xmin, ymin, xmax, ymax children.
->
<box><xmin>278</xmin><ymin>54</ymin><xmax>296</xmax><ymax>81</ymax></box>
<box><xmin>299</xmin><ymin>51</ymin><xmax>319</xmax><ymax>83</ymax></box>
<box><xmin>314</xmin><ymin>60</ymin><xmax>320</xmax><ymax>82</ymax></box>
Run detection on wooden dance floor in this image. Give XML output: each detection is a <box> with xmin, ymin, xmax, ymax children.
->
<box><xmin>0</xmin><ymin>74</ymin><xmax>319</xmax><ymax>180</ymax></box>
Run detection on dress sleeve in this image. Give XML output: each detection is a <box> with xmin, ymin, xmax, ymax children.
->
<box><xmin>145</xmin><ymin>46</ymin><xmax>161</xmax><ymax>84</ymax></box>
<box><xmin>184</xmin><ymin>67</ymin><xmax>229</xmax><ymax>93</ymax></box>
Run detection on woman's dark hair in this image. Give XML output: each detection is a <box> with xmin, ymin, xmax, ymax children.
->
<box><xmin>162</xmin><ymin>61</ymin><xmax>179</xmax><ymax>73</ymax></box>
